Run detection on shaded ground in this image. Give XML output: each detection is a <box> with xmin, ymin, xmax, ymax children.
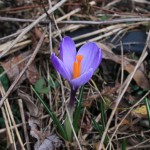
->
<box><xmin>0</xmin><ymin>0</ymin><xmax>150</xmax><ymax>149</ymax></box>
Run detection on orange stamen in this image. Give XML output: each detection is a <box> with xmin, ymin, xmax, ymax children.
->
<box><xmin>76</xmin><ymin>55</ymin><xmax>83</xmax><ymax>63</ymax></box>
<box><xmin>73</xmin><ymin>55</ymin><xmax>83</xmax><ymax>79</ymax></box>
<box><xmin>73</xmin><ymin>62</ymin><xmax>78</xmax><ymax>79</ymax></box>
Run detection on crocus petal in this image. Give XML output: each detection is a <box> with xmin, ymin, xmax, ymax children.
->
<box><xmin>70</xmin><ymin>68</ymin><xmax>94</xmax><ymax>89</ymax></box>
<box><xmin>93</xmin><ymin>47</ymin><xmax>102</xmax><ymax>71</ymax></box>
<box><xmin>51</xmin><ymin>53</ymin><xmax>71</xmax><ymax>81</ymax></box>
<box><xmin>77</xmin><ymin>42</ymin><xmax>102</xmax><ymax>73</ymax></box>
<box><xmin>60</xmin><ymin>36</ymin><xmax>76</xmax><ymax>72</ymax></box>
<box><xmin>97</xmin><ymin>48</ymin><xmax>103</xmax><ymax>69</ymax></box>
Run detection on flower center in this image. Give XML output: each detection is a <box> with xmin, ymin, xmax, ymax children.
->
<box><xmin>73</xmin><ymin>55</ymin><xmax>83</xmax><ymax>79</ymax></box>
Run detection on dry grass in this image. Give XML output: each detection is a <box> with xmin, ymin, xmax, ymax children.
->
<box><xmin>0</xmin><ymin>0</ymin><xmax>150</xmax><ymax>149</ymax></box>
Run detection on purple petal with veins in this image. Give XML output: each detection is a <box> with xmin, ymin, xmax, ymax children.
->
<box><xmin>70</xmin><ymin>68</ymin><xmax>94</xmax><ymax>90</ymax></box>
<box><xmin>51</xmin><ymin>36</ymin><xmax>102</xmax><ymax>89</ymax></box>
<box><xmin>51</xmin><ymin>53</ymin><xmax>71</xmax><ymax>81</ymax></box>
<box><xmin>60</xmin><ymin>36</ymin><xmax>76</xmax><ymax>73</ymax></box>
<box><xmin>77</xmin><ymin>42</ymin><xmax>102</xmax><ymax>74</ymax></box>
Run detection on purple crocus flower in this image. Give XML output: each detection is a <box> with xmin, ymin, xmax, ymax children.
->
<box><xmin>51</xmin><ymin>36</ymin><xmax>102</xmax><ymax>89</ymax></box>
<box><xmin>51</xmin><ymin>36</ymin><xmax>102</xmax><ymax>110</ymax></box>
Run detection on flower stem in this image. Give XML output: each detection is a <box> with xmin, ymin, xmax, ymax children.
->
<box><xmin>69</xmin><ymin>88</ymin><xmax>77</xmax><ymax>112</ymax></box>
<box><xmin>65</xmin><ymin>88</ymin><xmax>77</xmax><ymax>142</ymax></box>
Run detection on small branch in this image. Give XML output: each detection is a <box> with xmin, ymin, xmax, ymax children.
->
<box><xmin>0</xmin><ymin>16</ymin><xmax>49</xmax><ymax>24</ymax></box>
<box><xmin>59</xmin><ymin>18</ymin><xmax>150</xmax><ymax>24</ymax></box>
<box><xmin>0</xmin><ymin>28</ymin><xmax>47</xmax><ymax>108</ymax></box>
<box><xmin>0</xmin><ymin>0</ymin><xmax>67</xmax><ymax>58</ymax></box>
<box><xmin>0</xmin><ymin>83</ymin><xmax>25</xmax><ymax>149</ymax></box>
<box><xmin>0</xmin><ymin>17</ymin><xmax>150</xmax><ymax>25</ymax></box>
<box><xmin>18</xmin><ymin>99</ymin><xmax>31</xmax><ymax>150</ymax></box>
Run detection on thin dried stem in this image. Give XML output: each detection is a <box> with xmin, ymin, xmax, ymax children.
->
<box><xmin>18</xmin><ymin>99</ymin><xmax>31</xmax><ymax>150</ymax></box>
<box><xmin>1</xmin><ymin>107</ymin><xmax>14</xmax><ymax>147</ymax></box>
<box><xmin>0</xmin><ymin>28</ymin><xmax>47</xmax><ymax>108</ymax></box>
<box><xmin>0</xmin><ymin>83</ymin><xmax>25</xmax><ymax>149</ymax></box>
<box><xmin>0</xmin><ymin>0</ymin><xmax>67</xmax><ymax>58</ymax></box>
<box><xmin>107</xmin><ymin>90</ymin><xmax>150</xmax><ymax>149</ymax></box>
<box><xmin>98</xmin><ymin>30</ymin><xmax>150</xmax><ymax>150</ymax></box>
<box><xmin>59</xmin><ymin>18</ymin><xmax>150</xmax><ymax>24</ymax></box>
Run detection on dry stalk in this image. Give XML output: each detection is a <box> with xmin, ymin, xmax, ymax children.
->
<box><xmin>76</xmin><ymin>28</ymin><xmax>123</xmax><ymax>47</ymax></box>
<box><xmin>73</xmin><ymin>24</ymin><xmax>128</xmax><ymax>41</ymax></box>
<box><xmin>0</xmin><ymin>83</ymin><xmax>24</xmax><ymax>149</ymax></box>
<box><xmin>128</xmin><ymin>137</ymin><xmax>150</xmax><ymax>149</ymax></box>
<box><xmin>0</xmin><ymin>21</ymin><xmax>147</xmax><ymax>57</ymax></box>
<box><xmin>0</xmin><ymin>0</ymin><xmax>83</xmax><ymax>56</ymax></box>
<box><xmin>0</xmin><ymin>83</ymin><xmax>17</xmax><ymax>150</ymax></box>
<box><xmin>48</xmin><ymin>0</ymin><xmax>53</xmax><ymax>54</ymax></box>
<box><xmin>0</xmin><ymin>114</ymin><xmax>51</xmax><ymax>134</ymax></box>
<box><xmin>60</xmin><ymin>17</ymin><xmax>150</xmax><ymax>25</ymax></box>
<box><xmin>75</xmin><ymin>21</ymin><xmax>147</xmax><ymax>47</ymax></box>
<box><xmin>0</xmin><ymin>29</ymin><xmax>23</xmax><ymax>42</ymax></box>
<box><xmin>3</xmin><ymin>101</ymin><xmax>16</xmax><ymax>149</ymax></box>
<box><xmin>0</xmin><ymin>123</ymin><xmax>24</xmax><ymax>134</ymax></box>
<box><xmin>81</xmin><ymin>79</ymin><xmax>105</xmax><ymax>140</ymax></box>
<box><xmin>46</xmin><ymin>58</ymin><xmax>53</xmax><ymax>113</ymax></box>
<box><xmin>98</xmin><ymin>31</ymin><xmax>150</xmax><ymax>150</ymax></box>
<box><xmin>78</xmin><ymin>107</ymin><xmax>86</xmax><ymax>140</ymax></box>
<box><xmin>1</xmin><ymin>16</ymin><xmax>150</xmax><ymax>26</ymax></box>
<box><xmin>0</xmin><ymin>34</ymin><xmax>31</xmax><ymax>57</ymax></box>
<box><xmin>5</xmin><ymin>100</ymin><xmax>25</xmax><ymax>149</ymax></box>
<box><xmin>0</xmin><ymin>0</ymin><xmax>93</xmax><ymax>56</ymax></box>
<box><xmin>1</xmin><ymin>107</ymin><xmax>14</xmax><ymax>148</ymax></box>
<box><xmin>104</xmin><ymin>0</ymin><xmax>121</xmax><ymax>8</ymax></box>
<box><xmin>107</xmin><ymin>90</ymin><xmax>150</xmax><ymax>149</ymax></box>
<box><xmin>0</xmin><ymin>34</ymin><xmax>30</xmax><ymax>51</ymax></box>
<box><xmin>0</xmin><ymin>28</ymin><xmax>47</xmax><ymax>108</ymax></box>
<box><xmin>18</xmin><ymin>99</ymin><xmax>31</xmax><ymax>150</ymax></box>
<box><xmin>53</xmin><ymin>24</ymin><xmax>86</xmax><ymax>37</ymax></box>
<box><xmin>0</xmin><ymin>0</ymin><xmax>67</xmax><ymax>58</ymax></box>
<box><xmin>56</xmin><ymin>8</ymin><xmax>81</xmax><ymax>22</ymax></box>
<box><xmin>132</xmin><ymin>0</ymin><xmax>150</xmax><ymax>4</ymax></box>
<box><xmin>0</xmin><ymin>40</ymin><xmax>31</xmax><ymax>57</ymax></box>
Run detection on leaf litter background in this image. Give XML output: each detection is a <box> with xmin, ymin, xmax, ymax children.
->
<box><xmin>0</xmin><ymin>0</ymin><xmax>150</xmax><ymax>149</ymax></box>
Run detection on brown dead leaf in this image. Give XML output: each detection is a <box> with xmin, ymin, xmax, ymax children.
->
<box><xmin>119</xmin><ymin>118</ymin><xmax>130</xmax><ymax>125</ymax></box>
<box><xmin>33</xmin><ymin>27</ymin><xmax>42</xmax><ymax>40</ymax></box>
<box><xmin>102</xmin><ymin>82</ymin><xmax>121</xmax><ymax>96</ymax></box>
<box><xmin>30</xmin><ymin>127</ymin><xmax>43</xmax><ymax>140</ymax></box>
<box><xmin>97</xmin><ymin>43</ymin><xmax>150</xmax><ymax>90</ymax></box>
<box><xmin>82</xmin><ymin>99</ymin><xmax>93</xmax><ymax>108</ymax></box>
<box><xmin>94</xmin><ymin>142</ymin><xmax>106</xmax><ymax>150</ymax></box>
<box><xmin>80</xmin><ymin>114</ymin><xmax>92</xmax><ymax>134</ymax></box>
<box><xmin>18</xmin><ymin>90</ymin><xmax>42</xmax><ymax>118</ymax></box>
<box><xmin>28</xmin><ymin>115</ymin><xmax>63</xmax><ymax>150</ymax></box>
<box><xmin>28</xmin><ymin>115</ymin><xmax>41</xmax><ymax>140</ymax></box>
<box><xmin>132</xmin><ymin>105</ymin><xmax>148</xmax><ymax>118</ymax></box>
<box><xmin>26</xmin><ymin>61</ymin><xmax>40</xmax><ymax>84</ymax></box>
<box><xmin>0</xmin><ymin>51</ymin><xmax>39</xmax><ymax>87</ymax></box>
<box><xmin>20</xmin><ymin>89</ymin><xmax>62</xmax><ymax>150</ymax></box>
<box><xmin>37</xmin><ymin>134</ymin><xmax>63</xmax><ymax>150</ymax></box>
<box><xmin>86</xmin><ymin>94</ymin><xmax>99</xmax><ymax>101</ymax></box>
<box><xmin>0</xmin><ymin>52</ymin><xmax>27</xmax><ymax>87</ymax></box>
